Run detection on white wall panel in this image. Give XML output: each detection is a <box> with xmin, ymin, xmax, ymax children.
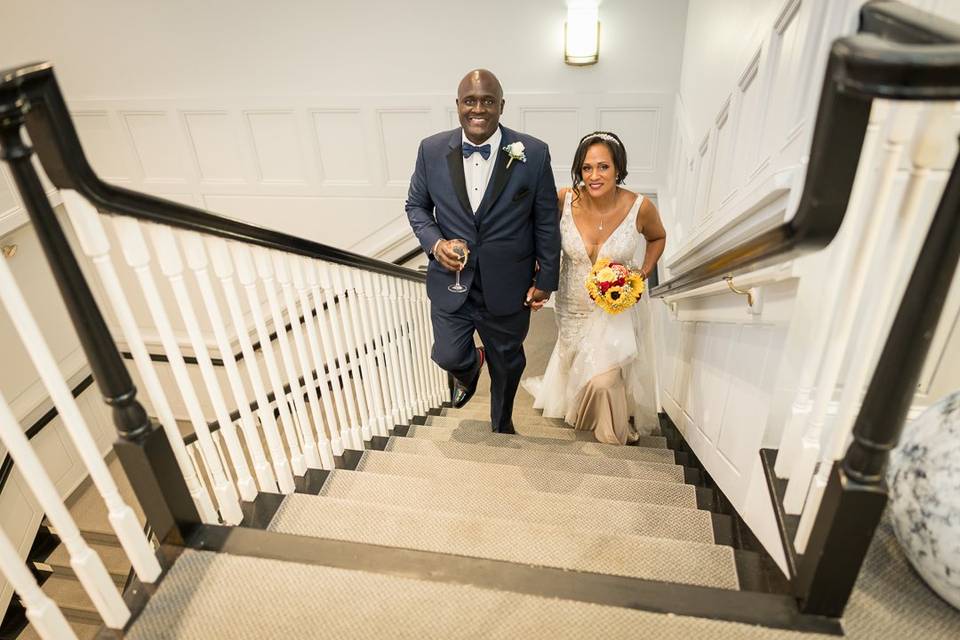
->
<box><xmin>377</xmin><ymin>109</ymin><xmax>433</xmax><ymax>187</ymax></box>
<box><xmin>72</xmin><ymin>111</ymin><xmax>135</xmax><ymax>182</ymax></box>
<box><xmin>183</xmin><ymin>111</ymin><xmax>248</xmax><ymax>183</ymax></box>
<box><xmin>311</xmin><ymin>109</ymin><xmax>371</xmax><ymax>185</ymax></box>
<box><xmin>122</xmin><ymin>112</ymin><xmax>190</xmax><ymax>183</ymax></box>
<box><xmin>0</xmin><ymin>169</ymin><xmax>19</xmax><ymax>234</ymax></box>
<box><xmin>246</xmin><ymin>111</ymin><xmax>307</xmax><ymax>184</ymax></box>
<box><xmin>520</xmin><ymin>108</ymin><xmax>581</xmax><ymax>174</ymax></box>
<box><xmin>598</xmin><ymin>108</ymin><xmax>661</xmax><ymax>173</ymax></box>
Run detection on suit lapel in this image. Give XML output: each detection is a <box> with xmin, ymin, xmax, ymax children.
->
<box><xmin>475</xmin><ymin>126</ymin><xmax>513</xmax><ymax>223</ymax></box>
<box><xmin>446</xmin><ymin>131</ymin><xmax>473</xmax><ymax>218</ymax></box>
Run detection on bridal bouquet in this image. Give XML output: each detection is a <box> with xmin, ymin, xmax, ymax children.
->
<box><xmin>585</xmin><ymin>258</ymin><xmax>645</xmax><ymax>315</ymax></box>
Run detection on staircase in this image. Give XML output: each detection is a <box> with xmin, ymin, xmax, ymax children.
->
<box><xmin>10</xmin><ymin>457</ymin><xmax>138</xmax><ymax>640</ymax></box>
<box><xmin>117</xmin><ymin>376</ymin><xmax>793</xmax><ymax>637</ymax></box>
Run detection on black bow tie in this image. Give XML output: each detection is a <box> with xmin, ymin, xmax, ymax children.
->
<box><xmin>462</xmin><ymin>142</ymin><xmax>491</xmax><ymax>160</ymax></box>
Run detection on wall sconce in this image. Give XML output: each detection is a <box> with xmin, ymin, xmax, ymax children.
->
<box><xmin>564</xmin><ymin>1</ymin><xmax>600</xmax><ymax>66</ymax></box>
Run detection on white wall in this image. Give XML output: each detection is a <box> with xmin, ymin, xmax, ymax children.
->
<box><xmin>0</xmin><ymin>0</ymin><xmax>689</xmax><ymax>256</ymax></box>
<box><xmin>657</xmin><ymin>0</ymin><xmax>960</xmax><ymax>574</ymax></box>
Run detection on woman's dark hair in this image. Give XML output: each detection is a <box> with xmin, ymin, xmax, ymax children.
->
<box><xmin>570</xmin><ymin>131</ymin><xmax>628</xmax><ymax>201</ymax></box>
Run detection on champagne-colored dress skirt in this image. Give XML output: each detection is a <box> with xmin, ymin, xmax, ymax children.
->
<box><xmin>565</xmin><ymin>368</ymin><xmax>632</xmax><ymax>445</ymax></box>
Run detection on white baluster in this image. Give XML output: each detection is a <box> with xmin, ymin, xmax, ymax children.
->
<box><xmin>0</xmin><ymin>525</ymin><xmax>76</xmax><ymax>640</ymax></box>
<box><xmin>782</xmin><ymin>104</ymin><xmax>918</xmax><ymax>514</ymax></box>
<box><xmin>331</xmin><ymin>264</ymin><xmax>376</xmax><ymax>441</ymax></box>
<box><xmin>421</xmin><ymin>283</ymin><xmax>445</xmax><ymax>405</ymax></box>
<box><xmin>362</xmin><ymin>271</ymin><xmax>402</xmax><ymax>428</ymax></box>
<box><xmin>149</xmin><ymin>225</ymin><xmax>257</xmax><ymax>504</ymax></box>
<box><xmin>303</xmin><ymin>259</ymin><xmax>352</xmax><ymax>452</ymax></box>
<box><xmin>273</xmin><ymin>252</ymin><xmax>334</xmax><ymax>469</ymax></box>
<box><xmin>792</xmin><ymin>103</ymin><xmax>952</xmax><ymax>551</ymax></box>
<box><xmin>112</xmin><ymin>218</ymin><xmax>242</xmax><ymax>524</ymax></box>
<box><xmin>774</xmin><ymin>102</ymin><xmax>890</xmax><ymax>480</ymax></box>
<box><xmin>331</xmin><ymin>265</ymin><xmax>380</xmax><ymax>441</ymax></box>
<box><xmin>0</xmin><ymin>251</ymin><xmax>161</xmax><ymax>582</ymax></box>
<box><xmin>382</xmin><ymin>274</ymin><xmax>416</xmax><ymax>421</ymax></box>
<box><xmin>0</xmin><ymin>394</ymin><xmax>129</xmax><ymax>629</ymax></box>
<box><xmin>397</xmin><ymin>278</ymin><xmax>425</xmax><ymax>415</ymax></box>
<box><xmin>402</xmin><ymin>279</ymin><xmax>431</xmax><ymax>414</ymax></box>
<box><xmin>351</xmin><ymin>270</ymin><xmax>393</xmax><ymax>436</ymax></box>
<box><xmin>290</xmin><ymin>256</ymin><xmax>345</xmax><ymax>455</ymax></box>
<box><xmin>252</xmin><ymin>247</ymin><xmax>322</xmax><ymax>468</ymax></box>
<box><xmin>315</xmin><ymin>262</ymin><xmax>364</xmax><ymax>448</ymax></box>
<box><xmin>207</xmin><ymin>237</ymin><xmax>295</xmax><ymax>494</ymax></box>
<box><xmin>390</xmin><ymin>278</ymin><xmax>427</xmax><ymax>415</ymax></box>
<box><xmin>60</xmin><ymin>192</ymin><xmax>216</xmax><ymax>523</ymax></box>
<box><xmin>181</xmin><ymin>232</ymin><xmax>278</xmax><ymax>493</ymax></box>
<box><xmin>414</xmin><ymin>279</ymin><xmax>440</xmax><ymax>407</ymax></box>
<box><xmin>229</xmin><ymin>244</ymin><xmax>306</xmax><ymax>476</ymax></box>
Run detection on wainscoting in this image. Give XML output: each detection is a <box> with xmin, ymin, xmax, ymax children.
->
<box><xmin>0</xmin><ymin>91</ymin><xmax>675</xmax><ymax>260</ymax></box>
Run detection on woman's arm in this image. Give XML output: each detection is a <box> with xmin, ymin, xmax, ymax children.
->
<box><xmin>636</xmin><ymin>197</ymin><xmax>666</xmax><ymax>279</ymax></box>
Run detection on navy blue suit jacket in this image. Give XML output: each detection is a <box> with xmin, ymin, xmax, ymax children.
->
<box><xmin>405</xmin><ymin>125</ymin><xmax>561</xmax><ymax>316</ymax></box>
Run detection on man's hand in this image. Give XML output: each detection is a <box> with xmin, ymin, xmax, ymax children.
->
<box><xmin>525</xmin><ymin>286</ymin><xmax>551</xmax><ymax>311</ymax></box>
<box><xmin>434</xmin><ymin>239</ymin><xmax>467</xmax><ymax>272</ymax></box>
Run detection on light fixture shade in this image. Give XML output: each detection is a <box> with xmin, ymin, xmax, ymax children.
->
<box><xmin>565</xmin><ymin>3</ymin><xmax>600</xmax><ymax>66</ymax></box>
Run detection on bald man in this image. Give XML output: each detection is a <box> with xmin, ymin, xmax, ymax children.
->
<box><xmin>405</xmin><ymin>69</ymin><xmax>561</xmax><ymax>433</ymax></box>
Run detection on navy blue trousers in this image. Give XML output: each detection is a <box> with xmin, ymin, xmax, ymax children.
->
<box><xmin>430</xmin><ymin>272</ymin><xmax>530</xmax><ymax>433</ymax></box>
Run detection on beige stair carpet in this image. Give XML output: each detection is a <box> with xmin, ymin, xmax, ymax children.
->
<box><xmin>411</xmin><ymin>421</ymin><xmax>673</xmax><ymax>459</ymax></box>
<box><xmin>356</xmin><ymin>449</ymin><xmax>700</xmax><ymax>508</ymax></box>
<box><xmin>386</xmin><ymin>437</ymin><xmax>686</xmax><ymax>483</ymax></box>
<box><xmin>125</xmin><ymin>549</ymin><xmax>831</xmax><ymax>640</ymax></box>
<box><xmin>266</xmin><ymin>495</ymin><xmax>737</xmax><ymax>589</ymax></box>
<box><xmin>41</xmin><ymin>541</ymin><xmax>131</xmax><ymax>586</ymax></box>
<box><xmin>320</xmin><ymin>469</ymin><xmax>714</xmax><ymax>543</ymax></box>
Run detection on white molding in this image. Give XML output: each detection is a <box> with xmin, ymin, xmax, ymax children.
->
<box><xmin>666</xmin><ymin>166</ymin><xmax>797</xmax><ymax>273</ymax></box>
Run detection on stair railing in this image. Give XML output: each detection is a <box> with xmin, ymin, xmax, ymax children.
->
<box><xmin>654</xmin><ymin>0</ymin><xmax>960</xmax><ymax>619</ymax></box>
<box><xmin>0</xmin><ymin>61</ymin><xmax>445</xmax><ymax>638</ymax></box>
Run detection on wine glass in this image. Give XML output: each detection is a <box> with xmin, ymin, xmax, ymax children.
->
<box><xmin>448</xmin><ymin>241</ymin><xmax>469</xmax><ymax>293</ymax></box>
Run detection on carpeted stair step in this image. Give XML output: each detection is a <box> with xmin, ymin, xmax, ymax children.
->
<box><xmin>386</xmin><ymin>437</ymin><xmax>688</xmax><ymax>483</ymax></box>
<box><xmin>356</xmin><ymin>449</ymin><xmax>699</xmax><ymax>509</ymax></box>
<box><xmin>409</xmin><ymin>423</ymin><xmax>674</xmax><ymax>460</ymax></box>
<box><xmin>40</xmin><ymin>574</ymin><xmax>101</xmax><ymax>624</ymax></box>
<box><xmin>38</xmin><ymin>541</ymin><xmax>131</xmax><ymax>586</ymax></box>
<box><xmin>432</xmin><ymin>410</ymin><xmax>577</xmax><ymax>430</ymax></box>
<box><xmin>319</xmin><ymin>469</ymin><xmax>714</xmax><ymax>543</ymax></box>
<box><xmin>266</xmin><ymin>495</ymin><xmax>737</xmax><ymax>589</ymax></box>
<box><xmin>126</xmin><ymin>550</ymin><xmax>829</xmax><ymax>639</ymax></box>
<box><xmin>420</xmin><ymin>415</ymin><xmax>668</xmax><ymax>448</ymax></box>
<box><xmin>439</xmin><ymin>402</ymin><xmax>546</xmax><ymax>418</ymax></box>
<box><xmin>17</xmin><ymin>620</ymin><xmax>102</xmax><ymax>640</ymax></box>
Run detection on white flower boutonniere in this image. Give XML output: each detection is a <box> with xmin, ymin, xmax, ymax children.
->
<box><xmin>503</xmin><ymin>141</ymin><xmax>526</xmax><ymax>168</ymax></box>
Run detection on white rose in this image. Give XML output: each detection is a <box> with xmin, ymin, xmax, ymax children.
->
<box><xmin>510</xmin><ymin>142</ymin><xmax>525</xmax><ymax>156</ymax></box>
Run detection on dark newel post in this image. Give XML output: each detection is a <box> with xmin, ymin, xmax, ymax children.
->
<box><xmin>0</xmin><ymin>85</ymin><xmax>200</xmax><ymax>543</ymax></box>
<box><xmin>797</xmin><ymin>146</ymin><xmax>960</xmax><ymax>617</ymax></box>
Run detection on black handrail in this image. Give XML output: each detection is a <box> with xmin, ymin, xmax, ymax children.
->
<box><xmin>650</xmin><ymin>0</ymin><xmax>960</xmax><ymax>298</ymax></box>
<box><xmin>0</xmin><ymin>63</ymin><xmax>424</xmax><ymax>284</ymax></box>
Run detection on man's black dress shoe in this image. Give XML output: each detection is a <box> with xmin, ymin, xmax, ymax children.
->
<box><xmin>452</xmin><ymin>347</ymin><xmax>485</xmax><ymax>408</ymax></box>
<box><xmin>497</xmin><ymin>422</ymin><xmax>516</xmax><ymax>435</ymax></box>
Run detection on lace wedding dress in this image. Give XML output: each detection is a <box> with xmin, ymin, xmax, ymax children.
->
<box><xmin>523</xmin><ymin>190</ymin><xmax>659</xmax><ymax>444</ymax></box>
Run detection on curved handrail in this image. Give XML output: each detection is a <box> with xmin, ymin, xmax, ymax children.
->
<box><xmin>0</xmin><ymin>63</ymin><xmax>424</xmax><ymax>283</ymax></box>
<box><xmin>650</xmin><ymin>0</ymin><xmax>960</xmax><ymax>299</ymax></box>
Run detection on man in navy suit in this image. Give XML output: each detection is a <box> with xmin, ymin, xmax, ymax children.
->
<box><xmin>405</xmin><ymin>69</ymin><xmax>561</xmax><ymax>434</ymax></box>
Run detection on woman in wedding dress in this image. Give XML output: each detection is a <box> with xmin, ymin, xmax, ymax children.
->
<box><xmin>523</xmin><ymin>131</ymin><xmax>666</xmax><ymax>445</ymax></box>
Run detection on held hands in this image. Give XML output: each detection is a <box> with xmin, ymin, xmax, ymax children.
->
<box><xmin>525</xmin><ymin>286</ymin><xmax>550</xmax><ymax>312</ymax></box>
<box><xmin>435</xmin><ymin>239</ymin><xmax>469</xmax><ymax>272</ymax></box>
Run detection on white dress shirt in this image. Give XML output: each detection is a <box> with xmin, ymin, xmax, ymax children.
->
<box><xmin>462</xmin><ymin>127</ymin><xmax>502</xmax><ymax>213</ymax></box>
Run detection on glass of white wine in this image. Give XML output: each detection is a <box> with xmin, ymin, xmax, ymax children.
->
<box><xmin>448</xmin><ymin>241</ymin><xmax>469</xmax><ymax>293</ymax></box>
